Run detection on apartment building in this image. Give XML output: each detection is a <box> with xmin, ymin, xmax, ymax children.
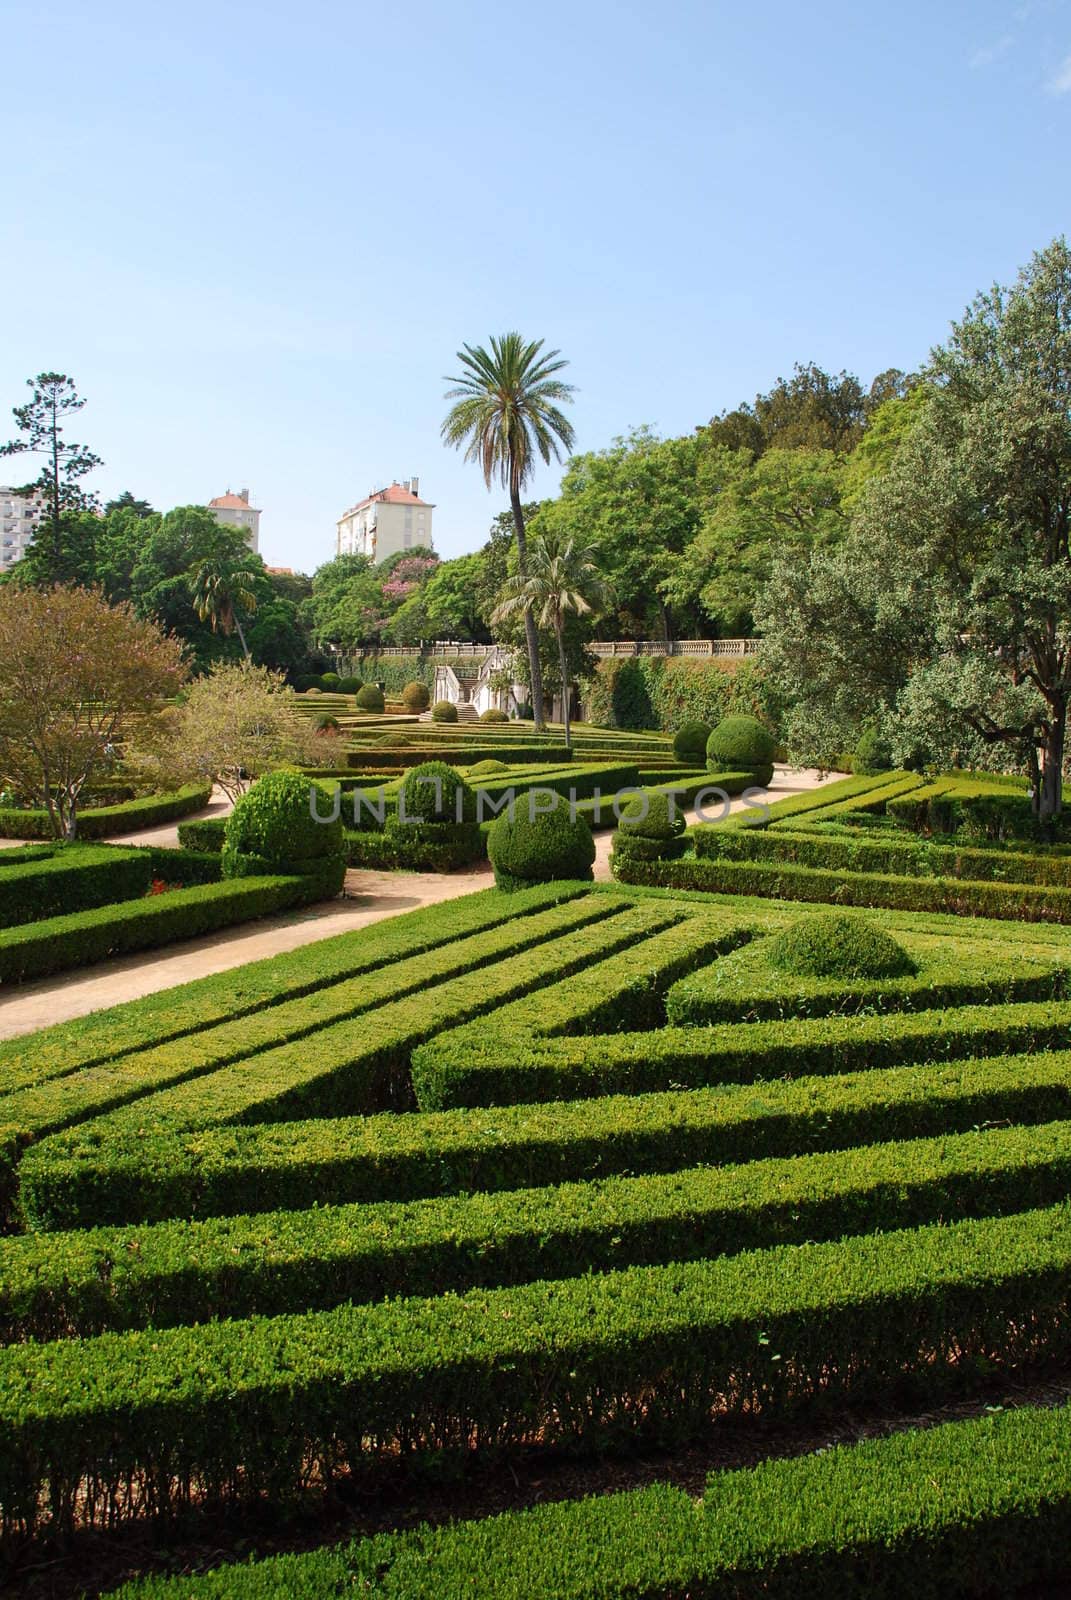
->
<box><xmin>336</xmin><ymin>478</ymin><xmax>433</xmax><ymax>563</ymax></box>
<box><xmin>0</xmin><ymin>487</ymin><xmax>43</xmax><ymax>571</ymax></box>
<box><xmin>208</xmin><ymin>488</ymin><xmax>261</xmax><ymax>552</ymax></box>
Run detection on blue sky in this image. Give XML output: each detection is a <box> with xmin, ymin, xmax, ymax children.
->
<box><xmin>2</xmin><ymin>0</ymin><xmax>1069</xmax><ymax>571</ymax></box>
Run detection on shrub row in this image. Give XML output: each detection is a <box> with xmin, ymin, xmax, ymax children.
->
<box><xmin>411</xmin><ymin>981</ymin><xmax>1071</xmax><ymax>1108</ymax></box>
<box><xmin>0</xmin><ymin>872</ymin><xmax>334</xmax><ymax>989</ymax></box>
<box><xmin>0</xmin><ymin>896</ymin><xmax>620</xmax><ymax>1146</ymax></box>
<box><xmin>0</xmin><ymin>883</ymin><xmax>587</xmax><ymax>1100</ymax></box>
<box><xmin>52</xmin><ymin>904</ymin><xmax>677</xmax><ymax>1142</ymax></box>
<box><xmin>8</xmin><ymin>1121</ymin><xmax>1071</xmax><ymax>1340</ymax></box>
<box><xmin>773</xmin><ymin>771</ymin><xmax>924</xmax><ymax>825</ymax></box>
<box><xmin>729</xmin><ymin>771</ymin><xmax>905</xmax><ymax>829</ymax></box>
<box><xmin>344</xmin><ymin>820</ymin><xmax>485</xmax><ymax>871</ymax></box>
<box><xmin>26</xmin><ymin>1049</ymin><xmax>1071</xmax><ymax>1232</ymax></box>
<box><xmin>615</xmin><ymin>850</ymin><xmax>1071</xmax><ymax>922</ymax></box>
<box><xmin>664</xmin><ymin>936</ymin><xmax>1071</xmax><ymax>1024</ymax></box>
<box><xmin>0</xmin><ymin>845</ymin><xmax>55</xmax><ymax>867</ymax></box>
<box><xmin>0</xmin><ymin>846</ymin><xmax>153</xmax><ymax>929</ymax></box>
<box><xmin>694</xmin><ymin>819</ymin><xmax>1071</xmax><ymax>886</ymax></box>
<box><xmin>3</xmin><ymin>1203</ymin><xmax>1071</xmax><ymax>1539</ymax></box>
<box><xmin>0</xmin><ymin>784</ymin><xmax>211</xmax><ymax>841</ymax></box>
<box><xmin>175</xmin><ymin>817</ymin><xmax>227</xmax><ymax>853</ymax></box>
<box><xmin>106</xmin><ymin>1402</ymin><xmax>1071</xmax><ymax>1600</ymax></box>
<box><xmin>345</xmin><ymin>744</ymin><xmax>572</xmax><ymax>768</ymax></box>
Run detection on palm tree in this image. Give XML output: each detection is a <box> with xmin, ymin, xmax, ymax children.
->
<box><xmin>189</xmin><ymin>562</ymin><xmax>259</xmax><ymax>662</ymax></box>
<box><xmin>441</xmin><ymin>333</ymin><xmax>576</xmax><ymax>728</ymax></box>
<box><xmin>492</xmin><ymin>533</ymin><xmax>612</xmax><ymax>748</ymax></box>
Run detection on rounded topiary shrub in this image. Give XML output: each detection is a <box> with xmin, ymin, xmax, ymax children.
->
<box><xmin>431</xmin><ymin>700</ymin><xmax>459</xmax><ymax>723</ymax></box>
<box><xmin>355</xmin><ymin>684</ymin><xmax>385</xmax><ymax>712</ymax></box>
<box><xmin>337</xmin><ymin>675</ymin><xmax>362</xmax><ymax>695</ymax></box>
<box><xmin>479</xmin><ymin>707</ymin><xmax>509</xmax><ymax>723</ymax></box>
<box><xmin>397</xmin><ymin>762</ymin><xmax>476</xmax><ymax>824</ymax></box>
<box><xmin>467</xmin><ymin>759</ymin><xmax>511</xmax><ymax>777</ymax></box>
<box><xmin>487</xmin><ymin>791</ymin><xmax>596</xmax><ymax>890</ymax></box>
<box><xmin>319</xmin><ymin>672</ymin><xmax>340</xmax><ymax>690</ymax></box>
<box><xmin>673</xmin><ymin>720</ymin><xmax>712</xmax><ymax>765</ymax></box>
<box><xmin>706</xmin><ymin>715</ymin><xmax>776</xmax><ymax>787</ymax></box>
<box><xmin>611</xmin><ymin>790</ymin><xmax>688</xmax><ymax>865</ymax></box>
<box><xmin>314</xmin><ymin>714</ymin><xmax>341</xmax><ymax>734</ymax></box>
<box><xmin>766</xmin><ymin>913</ymin><xmax>917</xmax><ymax>980</ymax></box>
<box><xmin>854</xmin><ymin>722</ymin><xmax>894</xmax><ymax>777</ymax></box>
<box><xmin>222</xmin><ymin>769</ymin><xmax>344</xmax><ymax>886</ymax></box>
<box><xmin>402</xmin><ymin>680</ymin><xmax>431</xmax><ymax>712</ymax></box>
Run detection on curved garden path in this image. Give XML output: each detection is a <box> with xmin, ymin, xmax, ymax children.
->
<box><xmin>0</xmin><ymin>768</ymin><xmax>836</xmax><ymax>1040</ymax></box>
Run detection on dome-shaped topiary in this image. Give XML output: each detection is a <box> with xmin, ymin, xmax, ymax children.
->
<box><xmin>488</xmin><ymin>791</ymin><xmax>596</xmax><ymax>890</ymax></box>
<box><xmin>673</xmin><ymin>720</ymin><xmax>712</xmax><ymax>764</ymax></box>
<box><xmin>337</xmin><ymin>675</ymin><xmax>362</xmax><ymax>694</ymax></box>
<box><xmin>479</xmin><ymin>707</ymin><xmax>509</xmax><ymax>723</ymax></box>
<box><xmin>222</xmin><ymin>769</ymin><xmax>344</xmax><ymax>881</ymax></box>
<box><xmin>319</xmin><ymin>672</ymin><xmax>340</xmax><ymax>690</ymax></box>
<box><xmin>355</xmin><ymin>684</ymin><xmax>385</xmax><ymax>712</ymax></box>
<box><xmin>314</xmin><ymin>714</ymin><xmax>341</xmax><ymax>734</ymax></box>
<box><xmin>616</xmin><ymin>790</ymin><xmax>686</xmax><ymax>841</ymax></box>
<box><xmin>397</xmin><ymin>761</ymin><xmax>475</xmax><ymax>824</ymax></box>
<box><xmin>467</xmin><ymin>758</ymin><xmax>511</xmax><ymax>776</ymax></box>
<box><xmin>706</xmin><ymin>715</ymin><xmax>776</xmax><ymax>786</ymax></box>
<box><xmin>766</xmin><ymin>914</ymin><xmax>917</xmax><ymax>980</ymax></box>
<box><xmin>431</xmin><ymin>700</ymin><xmax>459</xmax><ymax>723</ymax></box>
<box><xmin>402</xmin><ymin>680</ymin><xmax>431</xmax><ymax>712</ymax></box>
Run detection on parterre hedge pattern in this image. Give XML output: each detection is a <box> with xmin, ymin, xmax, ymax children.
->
<box><xmin>4</xmin><ymin>847</ymin><xmax>1071</xmax><ymax>1594</ymax></box>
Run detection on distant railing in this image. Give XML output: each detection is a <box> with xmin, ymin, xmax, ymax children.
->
<box><xmin>337</xmin><ymin>638</ymin><xmax>760</xmax><ymax>667</ymax></box>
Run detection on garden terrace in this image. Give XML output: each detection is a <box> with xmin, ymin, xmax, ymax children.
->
<box><xmin>4</xmin><ymin>880</ymin><xmax>1071</xmax><ymax>1587</ymax></box>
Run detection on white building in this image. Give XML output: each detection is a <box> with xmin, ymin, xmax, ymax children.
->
<box><xmin>0</xmin><ymin>487</ymin><xmax>43</xmax><ymax>571</ymax></box>
<box><xmin>208</xmin><ymin>489</ymin><xmax>261</xmax><ymax>552</ymax></box>
<box><xmin>337</xmin><ymin>478</ymin><xmax>434</xmax><ymax>564</ymax></box>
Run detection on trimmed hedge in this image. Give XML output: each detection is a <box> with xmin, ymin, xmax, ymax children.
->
<box><xmin>21</xmin><ymin>1050</ymin><xmax>1071</xmax><ymax>1231</ymax></box>
<box><xmin>0</xmin><ymin>894</ymin><xmax>620</xmax><ymax>1147</ymax></box>
<box><xmin>729</xmin><ymin>771</ymin><xmax>909</xmax><ymax>830</ymax></box>
<box><xmin>488</xmin><ymin>791</ymin><xmax>596</xmax><ymax>889</ymax></box>
<box><xmin>3</xmin><ymin>1203</ymin><xmax>1071</xmax><ymax>1538</ymax></box>
<box><xmin>0</xmin><ymin>846</ymin><xmax>153</xmax><ymax>929</ymax></box>
<box><xmin>0</xmin><ymin>873</ymin><xmax>332</xmax><ymax>988</ymax></box>
<box><xmin>767</xmin><ymin>913</ymin><xmax>916</xmax><ymax>979</ymax></box>
<box><xmin>104</xmin><ymin>1403</ymin><xmax>1071</xmax><ymax>1600</ymax></box>
<box><xmin>345</xmin><ymin>819</ymin><xmax>485</xmax><ymax>871</ymax></box>
<box><xmin>176</xmin><ymin>817</ymin><xmax>227</xmax><ymax>853</ymax></box>
<box><xmin>694</xmin><ymin>819</ymin><xmax>1071</xmax><ymax>887</ymax></box>
<box><xmin>8</xmin><ymin>1120</ymin><xmax>1071</xmax><ymax>1340</ymax></box>
<box><xmin>0</xmin><ymin>784</ymin><xmax>211</xmax><ymax>841</ymax></box>
<box><xmin>615</xmin><ymin>850</ymin><xmax>1071</xmax><ymax>922</ymax></box>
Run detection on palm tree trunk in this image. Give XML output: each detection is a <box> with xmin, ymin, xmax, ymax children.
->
<box><xmin>555</xmin><ymin>620</ymin><xmax>571</xmax><ymax>748</ymax></box>
<box><xmin>509</xmin><ymin>488</ymin><xmax>545</xmax><ymax>729</ymax></box>
<box><xmin>234</xmin><ymin>614</ymin><xmax>252</xmax><ymax>664</ymax></box>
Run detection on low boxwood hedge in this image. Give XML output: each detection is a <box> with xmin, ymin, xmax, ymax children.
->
<box><xmin>615</xmin><ymin>850</ymin><xmax>1071</xmax><ymax>922</ymax></box>
<box><xmin>20</xmin><ymin>1050</ymin><xmax>1071</xmax><ymax>1231</ymax></box>
<box><xmin>3</xmin><ymin>1203</ymin><xmax>1071</xmax><ymax>1538</ymax></box>
<box><xmin>175</xmin><ymin>817</ymin><xmax>227</xmax><ymax>853</ymax></box>
<box><xmin>104</xmin><ymin>1403</ymin><xmax>1071</xmax><ymax>1600</ymax></box>
<box><xmin>0</xmin><ymin>784</ymin><xmax>211</xmax><ymax>841</ymax></box>
<box><xmin>8</xmin><ymin>1120</ymin><xmax>1071</xmax><ymax>1340</ymax></box>
<box><xmin>0</xmin><ymin>846</ymin><xmax>154</xmax><ymax>929</ymax></box>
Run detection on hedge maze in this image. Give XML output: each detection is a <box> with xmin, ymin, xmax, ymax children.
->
<box><xmin>1</xmin><ymin>860</ymin><xmax>1071</xmax><ymax>1594</ymax></box>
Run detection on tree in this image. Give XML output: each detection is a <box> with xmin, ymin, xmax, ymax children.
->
<box><xmin>667</xmin><ymin>446</ymin><xmax>847</xmax><ymax>635</ymax></box>
<box><xmin>492</xmin><ymin>534</ymin><xmax>612</xmax><ymax>746</ymax></box>
<box><xmin>759</xmin><ymin>237</ymin><xmax>1071</xmax><ymax>828</ymax></box>
<box><xmin>534</xmin><ymin>428</ymin><xmax>702</xmax><ymax>638</ymax></box>
<box><xmin>104</xmin><ymin>490</ymin><xmax>154</xmax><ymax>518</ymax></box>
<box><xmin>442</xmin><ymin>332</ymin><xmax>576</xmax><ymax>728</ymax></box>
<box><xmin>0</xmin><ymin>586</ymin><xmax>185</xmax><ymax>838</ymax></box>
<box><xmin>190</xmin><ymin>560</ymin><xmax>259</xmax><ymax>662</ymax></box>
<box><xmin>703</xmin><ymin>364</ymin><xmax>870</xmax><ymax>457</ymax></box>
<box><xmin>0</xmin><ymin>374</ymin><xmax>102</xmax><ymax>577</ymax></box>
<box><xmin>127</xmin><ymin>663</ymin><xmax>327</xmax><ymax>804</ymax></box>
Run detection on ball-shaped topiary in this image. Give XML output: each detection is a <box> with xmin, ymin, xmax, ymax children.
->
<box><xmin>610</xmin><ymin>789</ymin><xmax>688</xmax><ymax>865</ymax></box>
<box><xmin>397</xmin><ymin>761</ymin><xmax>476</xmax><ymax>824</ymax></box>
<box><xmin>467</xmin><ymin>759</ymin><xmax>511</xmax><ymax>777</ymax></box>
<box><xmin>314</xmin><ymin>714</ymin><xmax>341</xmax><ymax>734</ymax></box>
<box><xmin>479</xmin><ymin>707</ymin><xmax>509</xmax><ymax>723</ymax></box>
<box><xmin>402</xmin><ymin>680</ymin><xmax>431</xmax><ymax>713</ymax></box>
<box><xmin>487</xmin><ymin>791</ymin><xmax>596</xmax><ymax>890</ymax></box>
<box><xmin>222</xmin><ymin>769</ymin><xmax>344</xmax><ymax>880</ymax></box>
<box><xmin>673</xmin><ymin>720</ymin><xmax>712</xmax><ymax>765</ymax></box>
<box><xmin>854</xmin><ymin>722</ymin><xmax>894</xmax><ymax>777</ymax></box>
<box><xmin>319</xmin><ymin>672</ymin><xmax>340</xmax><ymax>690</ymax></box>
<box><xmin>337</xmin><ymin>675</ymin><xmax>362</xmax><ymax>695</ymax></box>
<box><xmin>706</xmin><ymin>715</ymin><xmax>776</xmax><ymax>787</ymax></box>
<box><xmin>431</xmin><ymin>699</ymin><xmax>459</xmax><ymax>723</ymax></box>
<box><xmin>355</xmin><ymin>683</ymin><xmax>385</xmax><ymax>712</ymax></box>
<box><xmin>766</xmin><ymin>913</ymin><xmax>917</xmax><ymax>980</ymax></box>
